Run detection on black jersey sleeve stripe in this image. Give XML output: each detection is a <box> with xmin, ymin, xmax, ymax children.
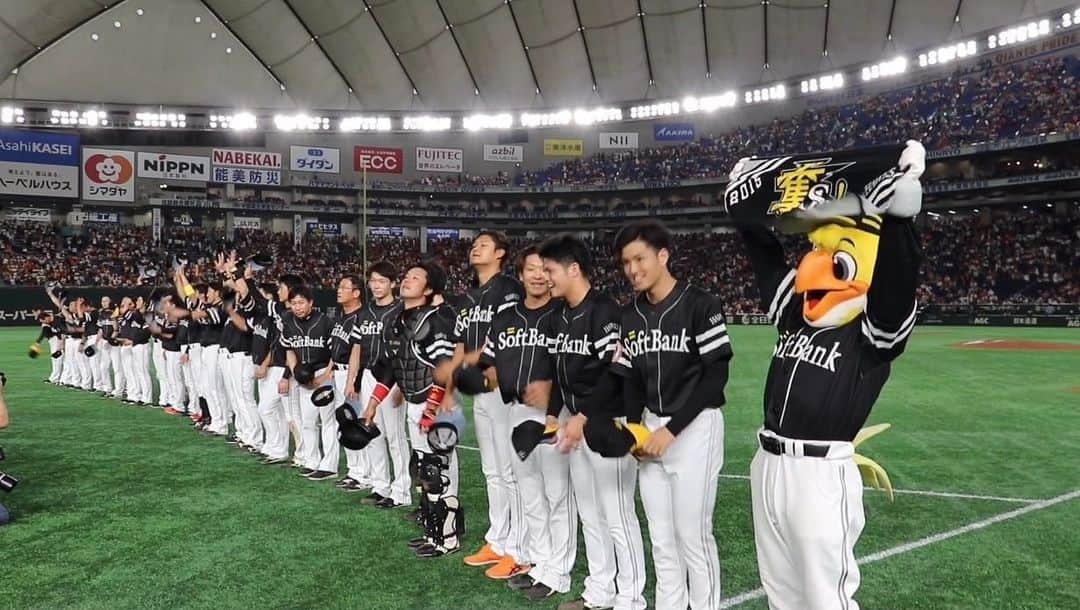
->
<box><xmin>699</xmin><ymin>334</ymin><xmax>731</xmax><ymax>355</ymax></box>
<box><xmin>862</xmin><ymin>303</ymin><xmax>917</xmax><ymax>348</ymax></box>
<box><xmin>768</xmin><ymin>269</ymin><xmax>796</xmax><ymax>323</ymax></box>
<box><xmin>695</xmin><ymin>324</ymin><xmax>728</xmax><ymax>345</ymax></box>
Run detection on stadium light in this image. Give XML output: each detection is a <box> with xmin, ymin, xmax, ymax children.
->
<box><xmin>339</xmin><ymin>116</ymin><xmax>391</xmax><ymax>132</ymax></box>
<box><xmin>209</xmin><ymin>112</ymin><xmax>256</xmax><ymax>130</ymax></box>
<box><xmin>919</xmin><ymin>40</ymin><xmax>977</xmax><ymax>67</ymax></box>
<box><xmin>1063</xmin><ymin>8</ymin><xmax>1080</xmax><ymax>28</ymax></box>
<box><xmin>744</xmin><ymin>84</ymin><xmax>786</xmax><ymax>105</ymax></box>
<box><xmin>861</xmin><ymin>56</ymin><xmax>907</xmax><ymax>81</ymax></box>
<box><xmin>401</xmin><ymin>115</ymin><xmax>452</xmax><ymax>131</ymax></box>
<box><xmin>800</xmin><ymin>73</ymin><xmax>844</xmax><ymax>94</ymax></box>
<box><xmin>273</xmin><ymin>113</ymin><xmax>331</xmax><ymax>131</ymax></box>
<box><xmin>463</xmin><ymin>113</ymin><xmax>513</xmax><ymax>131</ymax></box>
<box><xmin>0</xmin><ymin>106</ymin><xmax>25</xmax><ymax>124</ymax></box>
<box><xmin>682</xmin><ymin>92</ymin><xmax>737</xmax><ymax>112</ymax></box>
<box><xmin>987</xmin><ymin>19</ymin><xmax>1050</xmax><ymax>49</ymax></box>
<box><xmin>520</xmin><ymin>110</ymin><xmax>572</xmax><ymax>128</ymax></box>
<box><xmin>134</xmin><ymin>112</ymin><xmax>186</xmax><ymax>128</ymax></box>
<box><xmin>573</xmin><ymin>107</ymin><xmax>622</xmax><ymax>126</ymax></box>
<box><xmin>629</xmin><ymin>101</ymin><xmax>680</xmax><ymax>120</ymax></box>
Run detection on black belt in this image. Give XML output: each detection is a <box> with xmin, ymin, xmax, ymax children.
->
<box><xmin>758</xmin><ymin>433</ymin><xmax>830</xmax><ymax>458</ymax></box>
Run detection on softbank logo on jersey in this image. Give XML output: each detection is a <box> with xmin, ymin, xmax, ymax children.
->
<box><xmin>773</xmin><ymin>333</ymin><xmax>842</xmax><ymax>372</ymax></box>
<box><xmin>457</xmin><ymin>306</ymin><xmax>494</xmax><ymax>333</ymax></box>
<box><xmin>331</xmin><ymin>325</ymin><xmax>352</xmax><ymax>342</ymax></box>
<box><xmin>497</xmin><ymin>327</ymin><xmax>548</xmax><ymax>350</ymax></box>
<box><xmin>251</xmin><ymin>323</ymin><xmax>269</xmax><ymax>339</ymax></box>
<box><xmin>553</xmin><ymin>333</ymin><xmax>592</xmax><ymax>356</ymax></box>
<box><xmin>291</xmin><ymin>336</ymin><xmax>327</xmax><ymax>349</ymax></box>
<box><xmin>623</xmin><ymin>329</ymin><xmax>691</xmax><ymax>357</ymax></box>
<box><xmin>356</xmin><ymin>320</ymin><xmax>383</xmax><ymax>336</ymax></box>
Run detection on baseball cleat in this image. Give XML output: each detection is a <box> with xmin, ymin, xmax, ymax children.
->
<box><xmin>506</xmin><ymin>574</ymin><xmax>536</xmax><ymax>591</ymax></box>
<box><xmin>306</xmin><ymin>470</ymin><xmax>336</xmax><ymax>481</ymax></box>
<box><xmin>361</xmin><ymin>493</ymin><xmax>387</xmax><ymax>506</ymax></box>
<box><xmin>485</xmin><ymin>557</ymin><xmax>530</xmax><ymax>580</ymax></box>
<box><xmin>463</xmin><ymin>543</ymin><xmax>503</xmax><ymax>567</ymax></box>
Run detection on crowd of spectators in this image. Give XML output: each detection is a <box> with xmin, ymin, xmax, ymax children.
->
<box><xmin>364</xmin><ymin>55</ymin><xmax>1079</xmax><ymax>190</ymax></box>
<box><xmin>3</xmin><ymin>207</ymin><xmax>1075</xmax><ymax>309</ymax></box>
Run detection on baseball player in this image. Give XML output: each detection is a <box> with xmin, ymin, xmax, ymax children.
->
<box><xmin>540</xmin><ymin>234</ymin><xmax>647</xmax><ymax>610</ymax></box>
<box><xmin>245</xmin><ymin>282</ymin><xmax>291</xmax><ymax>463</ymax></box>
<box><xmin>222</xmin><ymin>292</ymin><xmax>259</xmax><ymax>449</ymax></box>
<box><xmin>610</xmin><ymin>220</ymin><xmax>732</xmax><ymax>609</ymax></box>
<box><xmin>35</xmin><ymin>311</ymin><xmax>65</xmax><ymax>384</ymax></box>
<box><xmin>158</xmin><ymin>292</ymin><xmax>189</xmax><ymax>416</ymax></box>
<box><xmin>361</xmin><ymin>261</ymin><xmax>461</xmax><ymax>556</ymax></box>
<box><xmin>479</xmin><ymin>245</ymin><xmax>575</xmax><ymax>601</ymax></box>
<box><xmin>326</xmin><ymin>275</ymin><xmax>363</xmax><ymax>490</ymax></box>
<box><xmin>79</xmin><ymin>300</ymin><xmax>106</xmax><ymax>394</ymax></box>
<box><xmin>69</xmin><ymin>300</ymin><xmax>93</xmax><ymax>390</ymax></box>
<box><xmin>194</xmin><ymin>282</ymin><xmax>229</xmax><ymax>435</ymax></box>
<box><xmin>94</xmin><ymin>296</ymin><xmax>117</xmax><ymax>396</ymax></box>
<box><xmin>279</xmin><ymin>284</ymin><xmax>338</xmax><ymax>480</ymax></box>
<box><xmin>181</xmin><ymin>285</ymin><xmax>207</xmax><ymax>425</ymax></box>
<box><xmin>150</xmin><ymin>307</ymin><xmax>171</xmax><ymax>408</ymax></box>
<box><xmin>451</xmin><ymin>231</ymin><xmax>526</xmax><ymax>576</ymax></box>
<box><xmin>237</xmin><ymin>271</ymin><xmax>307</xmax><ymax>466</ymax></box>
<box><xmin>117</xmin><ymin>296</ymin><xmax>153</xmax><ymax>405</ymax></box>
<box><xmin>346</xmin><ymin>262</ymin><xmax>408</xmax><ymax>507</ymax></box>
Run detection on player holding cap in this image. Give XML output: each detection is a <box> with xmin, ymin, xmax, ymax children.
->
<box><xmin>326</xmin><ymin>275</ymin><xmax>364</xmax><ymax>490</ymax></box>
<box><xmin>478</xmin><ymin>244</ymin><xmax>575</xmax><ymax>600</ymax></box>
<box><xmin>540</xmin><ymin>234</ymin><xmax>647</xmax><ymax>610</ymax></box>
<box><xmin>346</xmin><ymin>262</ymin><xmax>407</xmax><ymax>507</ymax></box>
<box><xmin>451</xmin><ymin>231</ymin><xmax>526</xmax><ymax>575</ymax></box>
<box><xmin>611</xmin><ymin>220</ymin><xmax>733</xmax><ymax>609</ymax></box>
<box><xmin>279</xmin><ymin>284</ymin><xmax>338</xmax><ymax>481</ymax></box>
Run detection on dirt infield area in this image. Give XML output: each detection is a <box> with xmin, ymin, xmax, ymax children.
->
<box><xmin>953</xmin><ymin>339</ymin><xmax>1080</xmax><ymax>351</ymax></box>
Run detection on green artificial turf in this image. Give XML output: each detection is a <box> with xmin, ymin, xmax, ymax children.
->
<box><xmin>0</xmin><ymin>326</ymin><xmax>1076</xmax><ymax>609</ymax></box>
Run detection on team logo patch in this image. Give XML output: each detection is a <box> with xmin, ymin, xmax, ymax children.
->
<box><xmin>770</xmin><ymin>158</ymin><xmax>854</xmax><ymax>215</ymax></box>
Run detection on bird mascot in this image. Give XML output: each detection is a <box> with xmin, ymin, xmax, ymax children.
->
<box><xmin>726</xmin><ymin>140</ymin><xmax>925</xmax><ymax>609</ymax></box>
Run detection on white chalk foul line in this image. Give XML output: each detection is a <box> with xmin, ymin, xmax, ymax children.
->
<box><xmin>719</xmin><ymin>489</ymin><xmax>1080</xmax><ymax>609</ymax></box>
<box><xmin>720</xmin><ymin>473</ymin><xmax>1039</xmax><ymax>505</ymax></box>
<box><xmin>459</xmin><ymin>449</ymin><xmax>1041</xmax><ymax>505</ymax></box>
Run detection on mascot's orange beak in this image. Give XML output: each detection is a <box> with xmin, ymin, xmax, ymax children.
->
<box><xmin>794</xmin><ymin>250</ymin><xmax>869</xmax><ymax>323</ymax></box>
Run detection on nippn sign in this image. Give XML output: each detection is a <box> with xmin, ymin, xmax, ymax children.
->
<box><xmin>137</xmin><ymin>152</ymin><xmax>210</xmax><ymax>181</ymax></box>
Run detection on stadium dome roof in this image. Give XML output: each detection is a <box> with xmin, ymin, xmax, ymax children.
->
<box><xmin>0</xmin><ymin>0</ymin><xmax>1073</xmax><ymax>112</ymax></box>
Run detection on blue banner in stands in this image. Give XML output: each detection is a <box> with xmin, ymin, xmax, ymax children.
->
<box><xmin>306</xmin><ymin>221</ymin><xmax>342</xmax><ymax>235</ymax></box>
<box><xmin>653</xmin><ymin>123</ymin><xmax>695</xmax><ymax>141</ymax></box>
<box><xmin>370</xmin><ymin>226</ymin><xmax>405</xmax><ymax>237</ymax></box>
<box><xmin>0</xmin><ymin>128</ymin><xmax>81</xmax><ymax>199</ymax></box>
<box><xmin>426</xmin><ymin>228</ymin><xmax>459</xmax><ymax>240</ymax></box>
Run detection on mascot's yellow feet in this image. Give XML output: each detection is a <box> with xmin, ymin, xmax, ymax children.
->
<box><xmin>854</xmin><ymin>423</ymin><xmax>895</xmax><ymax>500</ymax></box>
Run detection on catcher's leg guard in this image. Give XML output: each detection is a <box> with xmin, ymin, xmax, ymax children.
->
<box><xmin>415</xmin><ymin>495</ymin><xmax>464</xmax><ymax>558</ymax></box>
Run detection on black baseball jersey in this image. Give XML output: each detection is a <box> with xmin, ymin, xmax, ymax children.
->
<box><xmin>548</xmin><ymin>289</ymin><xmax>622</xmax><ymax>416</ymax></box>
<box><xmin>198</xmin><ymin>301</ymin><xmax>225</xmax><ymax>346</ymax></box>
<box><xmin>453</xmin><ymin>274</ymin><xmax>524</xmax><ymax>352</ymax></box>
<box><xmin>83</xmin><ymin>310</ymin><xmax>99</xmax><ymax>337</ymax></box>
<box><xmin>330</xmin><ymin>306</ymin><xmax>363</xmax><ymax>365</ymax></box>
<box><xmin>176</xmin><ymin>319</ymin><xmax>191</xmax><ymax>349</ymax></box>
<box><xmin>740</xmin><ymin>217</ymin><xmax>921</xmax><ymax>442</ymax></box>
<box><xmin>371</xmin><ymin>304</ymin><xmax>456</xmax><ymax>404</ymax></box>
<box><xmin>36</xmin><ymin>322</ymin><xmax>61</xmax><ymax>343</ymax></box>
<box><xmin>349</xmin><ymin>299</ymin><xmax>402</xmax><ymax>371</ymax></box>
<box><xmin>248</xmin><ymin>306</ymin><xmax>286</xmax><ymax>368</ymax></box>
<box><xmin>279</xmin><ymin>309</ymin><xmax>334</xmax><ymax>366</ymax></box>
<box><xmin>185</xmin><ymin>299</ymin><xmax>205</xmax><ymax>345</ymax></box>
<box><xmin>480</xmin><ymin>299</ymin><xmax>557</xmax><ymax>405</ymax></box>
<box><xmin>64</xmin><ymin>311</ymin><xmax>85</xmax><ymax>338</ymax></box>
<box><xmin>159</xmin><ymin>317</ymin><xmax>181</xmax><ymax>352</ymax></box>
<box><xmin>97</xmin><ymin>313</ymin><xmax>118</xmax><ymax>345</ymax></box>
<box><xmin>119</xmin><ymin>310</ymin><xmax>150</xmax><ymax>345</ymax></box>
<box><xmin>613</xmin><ymin>282</ymin><xmax>733</xmax><ymax>418</ymax></box>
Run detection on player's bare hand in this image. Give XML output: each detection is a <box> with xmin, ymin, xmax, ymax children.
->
<box><xmin>363</xmin><ymin>402</ymin><xmax>377</xmax><ymax>426</ymax></box>
<box><xmin>559</xmin><ymin>413</ymin><xmax>587</xmax><ymax>453</ymax></box>
<box><xmin>277</xmin><ymin>378</ymin><xmax>290</xmax><ymax>395</ymax></box>
<box><xmin>253</xmin><ymin>366</ymin><xmax>268</xmax><ymax>380</ymax></box>
<box><xmin>523</xmin><ymin>380</ymin><xmax>551</xmax><ymax>410</ymax></box>
<box><xmin>180</xmin><ymin>353</ymin><xmax>189</xmax><ymax>365</ymax></box>
<box><xmin>438</xmin><ymin>391</ymin><xmax>455</xmax><ymax>414</ymax></box>
<box><xmin>483</xmin><ymin>366</ymin><xmax>498</xmax><ymax>389</ymax></box>
<box><xmin>640</xmin><ymin>426</ymin><xmax>674</xmax><ymax>458</ymax></box>
<box><xmin>345</xmin><ymin>386</ymin><xmax>359</xmax><ymax>401</ymax></box>
<box><xmin>390</xmin><ymin>387</ymin><xmax>403</xmax><ymax>408</ymax></box>
<box><xmin>545</xmin><ymin>415</ymin><xmax>560</xmax><ymax>431</ymax></box>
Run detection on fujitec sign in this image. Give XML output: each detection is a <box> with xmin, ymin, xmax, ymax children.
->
<box><xmin>416</xmin><ymin>147</ymin><xmax>463</xmax><ymax>172</ymax></box>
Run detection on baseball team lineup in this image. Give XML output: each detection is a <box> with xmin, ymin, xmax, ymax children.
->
<box><xmin>29</xmin><ymin>143</ymin><xmax>926</xmax><ymax>610</ymax></box>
